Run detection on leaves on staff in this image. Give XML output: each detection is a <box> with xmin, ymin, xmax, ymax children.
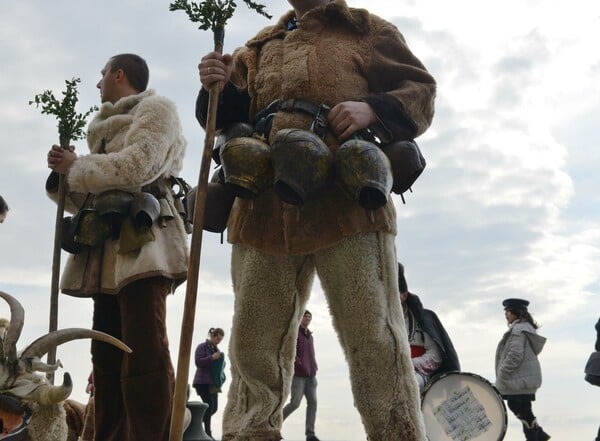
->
<box><xmin>29</xmin><ymin>78</ymin><xmax>98</xmax><ymax>144</ymax></box>
<box><xmin>169</xmin><ymin>0</ymin><xmax>271</xmax><ymax>31</ymax></box>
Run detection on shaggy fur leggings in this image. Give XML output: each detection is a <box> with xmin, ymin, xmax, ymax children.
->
<box><xmin>222</xmin><ymin>232</ymin><xmax>426</xmax><ymax>441</ymax></box>
<box><xmin>91</xmin><ymin>276</ymin><xmax>175</xmax><ymax>441</ymax></box>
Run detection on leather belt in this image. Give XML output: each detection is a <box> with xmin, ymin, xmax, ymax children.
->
<box><xmin>254</xmin><ymin>99</ymin><xmax>331</xmax><ymax>139</ymax></box>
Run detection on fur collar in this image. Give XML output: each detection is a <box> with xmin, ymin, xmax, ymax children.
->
<box><xmin>95</xmin><ymin>89</ymin><xmax>155</xmax><ymax>119</ymax></box>
<box><xmin>246</xmin><ymin>0</ymin><xmax>370</xmax><ymax>48</ymax></box>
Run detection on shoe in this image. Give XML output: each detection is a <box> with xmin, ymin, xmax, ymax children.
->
<box><xmin>306</xmin><ymin>436</ymin><xmax>321</xmax><ymax>441</ymax></box>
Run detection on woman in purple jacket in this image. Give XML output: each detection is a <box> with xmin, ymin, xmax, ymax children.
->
<box><xmin>193</xmin><ymin>327</ymin><xmax>225</xmax><ymax>439</ymax></box>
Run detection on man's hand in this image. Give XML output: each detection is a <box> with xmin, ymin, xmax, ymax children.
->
<box><xmin>328</xmin><ymin>101</ymin><xmax>377</xmax><ymax>142</ymax></box>
<box><xmin>47</xmin><ymin>144</ymin><xmax>77</xmax><ymax>174</ymax></box>
<box><xmin>199</xmin><ymin>52</ymin><xmax>233</xmax><ymax>92</ymax></box>
<box><xmin>211</xmin><ymin>350</ymin><xmax>223</xmax><ymax>360</ymax></box>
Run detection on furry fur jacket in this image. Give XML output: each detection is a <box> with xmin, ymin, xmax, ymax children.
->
<box><xmin>56</xmin><ymin>90</ymin><xmax>189</xmax><ymax>295</ymax></box>
<box><xmin>199</xmin><ymin>0</ymin><xmax>436</xmax><ymax>255</ymax></box>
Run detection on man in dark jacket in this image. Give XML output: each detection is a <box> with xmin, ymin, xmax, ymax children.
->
<box><xmin>399</xmin><ymin>263</ymin><xmax>460</xmax><ymax>390</ymax></box>
<box><xmin>282</xmin><ymin>310</ymin><xmax>319</xmax><ymax>441</ymax></box>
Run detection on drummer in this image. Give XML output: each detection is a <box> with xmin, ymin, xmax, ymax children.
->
<box><xmin>398</xmin><ymin>262</ymin><xmax>460</xmax><ymax>390</ymax></box>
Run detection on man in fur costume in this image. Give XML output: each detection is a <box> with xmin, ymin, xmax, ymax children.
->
<box><xmin>196</xmin><ymin>1</ymin><xmax>435</xmax><ymax>440</ymax></box>
<box><xmin>46</xmin><ymin>53</ymin><xmax>188</xmax><ymax>441</ymax></box>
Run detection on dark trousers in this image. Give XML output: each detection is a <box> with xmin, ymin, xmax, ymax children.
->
<box><xmin>92</xmin><ymin>277</ymin><xmax>175</xmax><ymax>441</ymax></box>
<box><xmin>505</xmin><ymin>395</ymin><xmax>536</xmax><ymax>425</ymax></box>
<box><xmin>194</xmin><ymin>384</ymin><xmax>218</xmax><ymax>436</ymax></box>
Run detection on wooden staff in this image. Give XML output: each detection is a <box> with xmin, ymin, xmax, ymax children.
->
<box><xmin>169</xmin><ymin>27</ymin><xmax>225</xmax><ymax>441</ymax></box>
<box><xmin>46</xmin><ymin>136</ymin><xmax>70</xmax><ymax>385</ymax></box>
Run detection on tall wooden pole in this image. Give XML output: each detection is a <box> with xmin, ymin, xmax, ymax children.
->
<box><xmin>169</xmin><ymin>27</ymin><xmax>225</xmax><ymax>441</ymax></box>
<box><xmin>46</xmin><ymin>136</ymin><xmax>70</xmax><ymax>385</ymax></box>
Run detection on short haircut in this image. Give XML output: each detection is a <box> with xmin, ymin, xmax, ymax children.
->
<box><xmin>109</xmin><ymin>53</ymin><xmax>149</xmax><ymax>92</ymax></box>
<box><xmin>0</xmin><ymin>195</ymin><xmax>8</xmax><ymax>214</ymax></box>
<box><xmin>304</xmin><ymin>310</ymin><xmax>312</xmax><ymax>317</ymax></box>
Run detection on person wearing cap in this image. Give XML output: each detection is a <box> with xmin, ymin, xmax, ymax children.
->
<box><xmin>495</xmin><ymin>298</ymin><xmax>550</xmax><ymax>441</ymax></box>
<box><xmin>398</xmin><ymin>263</ymin><xmax>460</xmax><ymax>390</ymax></box>
<box><xmin>282</xmin><ymin>310</ymin><xmax>320</xmax><ymax>441</ymax></box>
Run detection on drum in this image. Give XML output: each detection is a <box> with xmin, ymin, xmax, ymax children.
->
<box><xmin>421</xmin><ymin>371</ymin><xmax>507</xmax><ymax>441</ymax></box>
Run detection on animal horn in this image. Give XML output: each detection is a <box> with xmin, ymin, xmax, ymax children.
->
<box><xmin>20</xmin><ymin>328</ymin><xmax>131</xmax><ymax>360</ymax></box>
<box><xmin>0</xmin><ymin>290</ymin><xmax>25</xmax><ymax>362</ymax></box>
<box><xmin>32</xmin><ymin>372</ymin><xmax>73</xmax><ymax>405</ymax></box>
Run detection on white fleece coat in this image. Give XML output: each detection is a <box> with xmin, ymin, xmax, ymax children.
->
<box><xmin>58</xmin><ymin>90</ymin><xmax>189</xmax><ymax>295</ymax></box>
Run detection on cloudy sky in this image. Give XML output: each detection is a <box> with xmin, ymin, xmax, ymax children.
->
<box><xmin>1</xmin><ymin>0</ymin><xmax>599</xmax><ymax>440</ymax></box>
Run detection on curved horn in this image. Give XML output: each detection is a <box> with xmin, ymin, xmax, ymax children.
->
<box><xmin>31</xmin><ymin>372</ymin><xmax>73</xmax><ymax>405</ymax></box>
<box><xmin>20</xmin><ymin>328</ymin><xmax>131</xmax><ymax>360</ymax></box>
<box><xmin>0</xmin><ymin>290</ymin><xmax>25</xmax><ymax>362</ymax></box>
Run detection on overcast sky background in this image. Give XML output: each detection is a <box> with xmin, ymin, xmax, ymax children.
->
<box><xmin>1</xmin><ymin>1</ymin><xmax>599</xmax><ymax>440</ymax></box>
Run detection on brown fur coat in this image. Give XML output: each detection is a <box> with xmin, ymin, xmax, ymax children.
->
<box><xmin>222</xmin><ymin>0</ymin><xmax>436</xmax><ymax>255</ymax></box>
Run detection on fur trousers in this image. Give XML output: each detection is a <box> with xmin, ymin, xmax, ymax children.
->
<box><xmin>222</xmin><ymin>232</ymin><xmax>426</xmax><ymax>441</ymax></box>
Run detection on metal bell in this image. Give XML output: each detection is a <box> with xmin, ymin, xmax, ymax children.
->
<box><xmin>158</xmin><ymin>198</ymin><xmax>174</xmax><ymax>228</ymax></box>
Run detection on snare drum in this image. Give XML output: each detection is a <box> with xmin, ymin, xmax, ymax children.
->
<box><xmin>421</xmin><ymin>371</ymin><xmax>507</xmax><ymax>441</ymax></box>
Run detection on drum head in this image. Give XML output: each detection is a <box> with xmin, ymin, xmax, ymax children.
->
<box><xmin>421</xmin><ymin>371</ymin><xmax>507</xmax><ymax>441</ymax></box>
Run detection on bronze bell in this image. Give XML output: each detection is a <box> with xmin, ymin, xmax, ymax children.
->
<box><xmin>336</xmin><ymin>138</ymin><xmax>393</xmax><ymax>210</ymax></box>
<box><xmin>158</xmin><ymin>198</ymin><xmax>174</xmax><ymax>228</ymax></box>
<box><xmin>270</xmin><ymin>128</ymin><xmax>334</xmax><ymax>205</ymax></box>
<box><xmin>131</xmin><ymin>192</ymin><xmax>160</xmax><ymax>229</ymax></box>
<box><xmin>75</xmin><ymin>209</ymin><xmax>111</xmax><ymax>247</ymax></box>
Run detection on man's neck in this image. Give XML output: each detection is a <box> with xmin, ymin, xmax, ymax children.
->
<box><xmin>292</xmin><ymin>0</ymin><xmax>330</xmax><ymax>19</ymax></box>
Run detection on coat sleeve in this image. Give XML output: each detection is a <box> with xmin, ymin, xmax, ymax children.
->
<box><xmin>195</xmin><ymin>82</ymin><xmax>252</xmax><ymax>129</ymax></box>
<box><xmin>67</xmin><ymin>97</ymin><xmax>183</xmax><ymax>193</ymax></box>
<box><xmin>362</xmin><ymin>20</ymin><xmax>436</xmax><ymax>142</ymax></box>
<box><xmin>195</xmin><ymin>343</ymin><xmax>213</xmax><ymax>368</ymax></box>
<box><xmin>497</xmin><ymin>331</ymin><xmax>526</xmax><ymax>380</ymax></box>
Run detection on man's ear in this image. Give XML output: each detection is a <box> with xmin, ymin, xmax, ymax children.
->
<box><xmin>114</xmin><ymin>68</ymin><xmax>126</xmax><ymax>83</ymax></box>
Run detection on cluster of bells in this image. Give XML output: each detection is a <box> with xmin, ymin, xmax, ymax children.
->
<box><xmin>188</xmin><ymin>123</ymin><xmax>425</xmax><ymax>234</ymax></box>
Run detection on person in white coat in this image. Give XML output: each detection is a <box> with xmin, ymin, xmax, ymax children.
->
<box><xmin>495</xmin><ymin>298</ymin><xmax>550</xmax><ymax>441</ymax></box>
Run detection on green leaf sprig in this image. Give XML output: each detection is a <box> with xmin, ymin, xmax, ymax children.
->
<box><xmin>29</xmin><ymin>78</ymin><xmax>98</xmax><ymax>146</ymax></box>
<box><xmin>169</xmin><ymin>0</ymin><xmax>271</xmax><ymax>32</ymax></box>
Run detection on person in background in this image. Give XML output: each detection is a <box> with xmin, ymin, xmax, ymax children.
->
<box><xmin>495</xmin><ymin>298</ymin><xmax>550</xmax><ymax>441</ymax></box>
<box><xmin>193</xmin><ymin>327</ymin><xmax>226</xmax><ymax>440</ymax></box>
<box><xmin>0</xmin><ymin>195</ymin><xmax>8</xmax><ymax>223</ymax></box>
<box><xmin>283</xmin><ymin>310</ymin><xmax>320</xmax><ymax>441</ymax></box>
<box><xmin>398</xmin><ymin>262</ymin><xmax>460</xmax><ymax>391</ymax></box>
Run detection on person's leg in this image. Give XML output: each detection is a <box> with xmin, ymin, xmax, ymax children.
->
<box><xmin>315</xmin><ymin>232</ymin><xmax>426</xmax><ymax>441</ymax></box>
<box><xmin>195</xmin><ymin>384</ymin><xmax>215</xmax><ymax>436</ymax></box>
<box><xmin>91</xmin><ymin>294</ymin><xmax>126</xmax><ymax>441</ymax></box>
<box><xmin>119</xmin><ymin>276</ymin><xmax>174</xmax><ymax>441</ymax></box>
<box><xmin>506</xmin><ymin>396</ymin><xmax>539</xmax><ymax>441</ymax></box>
<box><xmin>304</xmin><ymin>376</ymin><xmax>317</xmax><ymax>438</ymax></box>
<box><xmin>282</xmin><ymin>376</ymin><xmax>305</xmax><ymax>420</ymax></box>
<box><xmin>222</xmin><ymin>245</ymin><xmax>314</xmax><ymax>441</ymax></box>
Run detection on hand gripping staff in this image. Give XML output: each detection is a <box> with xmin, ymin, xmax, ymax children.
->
<box><xmin>168</xmin><ymin>1</ymin><xmax>270</xmax><ymax>439</ymax></box>
<box><xmin>29</xmin><ymin>79</ymin><xmax>97</xmax><ymax>385</ymax></box>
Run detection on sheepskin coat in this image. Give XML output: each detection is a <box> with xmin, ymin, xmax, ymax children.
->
<box><xmin>56</xmin><ymin>90</ymin><xmax>189</xmax><ymax>296</ymax></box>
<box><xmin>495</xmin><ymin>319</ymin><xmax>547</xmax><ymax>395</ymax></box>
<box><xmin>197</xmin><ymin>0</ymin><xmax>436</xmax><ymax>256</ymax></box>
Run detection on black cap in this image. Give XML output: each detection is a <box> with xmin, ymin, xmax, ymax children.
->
<box><xmin>502</xmin><ymin>298</ymin><xmax>529</xmax><ymax>310</ymax></box>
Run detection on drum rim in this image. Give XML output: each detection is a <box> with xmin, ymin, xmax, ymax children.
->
<box><xmin>421</xmin><ymin>370</ymin><xmax>508</xmax><ymax>441</ymax></box>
